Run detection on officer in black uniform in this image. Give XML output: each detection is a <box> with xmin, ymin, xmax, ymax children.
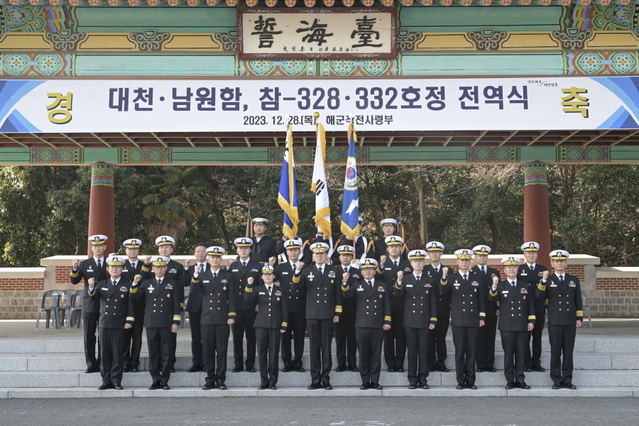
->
<box><xmin>251</xmin><ymin>218</ymin><xmax>278</xmax><ymax>265</ymax></box>
<box><xmin>229</xmin><ymin>237</ymin><xmax>261</xmax><ymax>373</ymax></box>
<box><xmin>245</xmin><ymin>265</ymin><xmax>288</xmax><ymax>390</ymax></box>
<box><xmin>518</xmin><ymin>241</ymin><xmax>548</xmax><ymax>373</ymax></box>
<box><xmin>334</xmin><ymin>245</ymin><xmax>359</xmax><ymax>372</ymax></box>
<box><xmin>342</xmin><ymin>258</ymin><xmax>391</xmax><ymax>390</ymax></box>
<box><xmin>537</xmin><ymin>250</ymin><xmax>583</xmax><ymax>390</ymax></box>
<box><xmin>395</xmin><ymin>249</ymin><xmax>446</xmax><ymax>389</ymax></box>
<box><xmin>378</xmin><ymin>235</ymin><xmax>411</xmax><ymax>373</ymax></box>
<box><xmin>183</xmin><ymin>243</ymin><xmax>208</xmax><ymax>373</ymax></box>
<box><xmin>425</xmin><ymin>241</ymin><xmax>450</xmax><ymax>372</ymax></box>
<box><xmin>274</xmin><ymin>238</ymin><xmax>307</xmax><ymax>372</ymax></box>
<box><xmin>331</xmin><ymin>217</ymin><xmax>373</xmax><ymax>265</ymax></box>
<box><xmin>70</xmin><ymin>234</ymin><xmax>109</xmax><ymax>374</ymax></box>
<box><xmin>472</xmin><ymin>245</ymin><xmax>501</xmax><ymax>373</ymax></box>
<box><xmin>88</xmin><ymin>255</ymin><xmax>135</xmax><ymax>390</ymax></box>
<box><xmin>153</xmin><ymin>235</ymin><xmax>185</xmax><ymax>373</ymax></box>
<box><xmin>292</xmin><ymin>242</ymin><xmax>342</xmax><ymax>390</ymax></box>
<box><xmin>445</xmin><ymin>249</ymin><xmax>485</xmax><ymax>390</ymax></box>
<box><xmin>195</xmin><ymin>246</ymin><xmax>235</xmax><ymax>391</ymax></box>
<box><xmin>120</xmin><ymin>238</ymin><xmax>151</xmax><ymax>373</ymax></box>
<box><xmin>489</xmin><ymin>255</ymin><xmax>535</xmax><ymax>390</ymax></box>
<box><xmin>372</xmin><ymin>218</ymin><xmax>409</xmax><ymax>261</ymax></box>
<box><xmin>300</xmin><ymin>228</ymin><xmax>334</xmax><ymax>266</ymax></box>
<box><xmin>132</xmin><ymin>256</ymin><xmax>184</xmax><ymax>390</ymax></box>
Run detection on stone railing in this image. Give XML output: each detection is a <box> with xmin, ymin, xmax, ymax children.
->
<box><xmin>1</xmin><ymin>254</ymin><xmax>636</xmax><ymax>319</ymax></box>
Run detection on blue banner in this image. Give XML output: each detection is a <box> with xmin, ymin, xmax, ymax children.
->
<box><xmin>340</xmin><ymin>123</ymin><xmax>360</xmax><ymax>240</ymax></box>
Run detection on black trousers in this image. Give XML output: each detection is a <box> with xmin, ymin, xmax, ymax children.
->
<box><xmin>307</xmin><ymin>319</ymin><xmax>333</xmax><ymax>385</ymax></box>
<box><xmin>526</xmin><ymin>310</ymin><xmax>545</xmax><ymax>369</ymax></box>
<box><xmin>452</xmin><ymin>326</ymin><xmax>478</xmax><ymax>386</ymax></box>
<box><xmin>83</xmin><ymin>312</ymin><xmax>100</xmax><ymax>369</ymax></box>
<box><xmin>356</xmin><ymin>327</ymin><xmax>384</xmax><ymax>386</ymax></box>
<box><xmin>232</xmin><ymin>309</ymin><xmax>257</xmax><ymax>370</ymax></box>
<box><xmin>335</xmin><ymin>313</ymin><xmax>357</xmax><ymax>369</ymax></box>
<box><xmin>257</xmin><ymin>327</ymin><xmax>281</xmax><ymax>387</ymax></box>
<box><xmin>124</xmin><ymin>302</ymin><xmax>144</xmax><ymax>369</ymax></box>
<box><xmin>429</xmin><ymin>313</ymin><xmax>450</xmax><ymax>369</ymax></box>
<box><xmin>476</xmin><ymin>313</ymin><xmax>498</xmax><ymax>369</ymax></box>
<box><xmin>548</xmin><ymin>324</ymin><xmax>576</xmax><ymax>386</ymax></box>
<box><xmin>281</xmin><ymin>311</ymin><xmax>306</xmax><ymax>370</ymax></box>
<box><xmin>146</xmin><ymin>327</ymin><xmax>172</xmax><ymax>386</ymax></box>
<box><xmin>405</xmin><ymin>326</ymin><xmax>430</xmax><ymax>386</ymax></box>
<box><xmin>99</xmin><ymin>327</ymin><xmax>126</xmax><ymax>386</ymax></box>
<box><xmin>501</xmin><ymin>330</ymin><xmax>527</xmax><ymax>384</ymax></box>
<box><xmin>384</xmin><ymin>308</ymin><xmax>406</xmax><ymax>370</ymax></box>
<box><xmin>189</xmin><ymin>309</ymin><xmax>203</xmax><ymax>366</ymax></box>
<box><xmin>202</xmin><ymin>323</ymin><xmax>230</xmax><ymax>386</ymax></box>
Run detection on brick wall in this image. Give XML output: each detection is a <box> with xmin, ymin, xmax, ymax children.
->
<box><xmin>0</xmin><ymin>270</ymin><xmax>46</xmax><ymax>319</ymax></box>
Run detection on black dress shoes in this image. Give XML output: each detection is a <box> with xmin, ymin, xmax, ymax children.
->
<box><xmin>247</xmin><ymin>367</ymin><xmax>256</xmax><ymax>373</ymax></box>
<box><xmin>335</xmin><ymin>366</ymin><xmax>346</xmax><ymax>372</ymax></box>
<box><xmin>517</xmin><ymin>381</ymin><xmax>531</xmax><ymax>390</ymax></box>
<box><xmin>131</xmin><ymin>367</ymin><xmax>140</xmax><ymax>373</ymax></box>
<box><xmin>372</xmin><ymin>383</ymin><xmax>383</xmax><ymax>390</ymax></box>
<box><xmin>476</xmin><ymin>368</ymin><xmax>484</xmax><ymax>373</ymax></box>
<box><xmin>456</xmin><ymin>384</ymin><xmax>464</xmax><ymax>390</ymax></box>
<box><xmin>387</xmin><ymin>368</ymin><xmax>396</xmax><ymax>372</ymax></box>
<box><xmin>505</xmin><ymin>382</ymin><xmax>514</xmax><ymax>389</ymax></box>
<box><xmin>439</xmin><ymin>366</ymin><xmax>450</xmax><ymax>372</ymax></box>
<box><xmin>163</xmin><ymin>384</ymin><xmax>171</xmax><ymax>390</ymax></box>
<box><xmin>360</xmin><ymin>383</ymin><xmax>370</xmax><ymax>390</ymax></box>
<box><xmin>487</xmin><ymin>367</ymin><xmax>497</xmax><ymax>372</ymax></box>
<box><xmin>202</xmin><ymin>383</ymin><xmax>215</xmax><ymax>390</ymax></box>
<box><xmin>525</xmin><ymin>367</ymin><xmax>532</xmax><ymax>372</ymax></box>
<box><xmin>148</xmin><ymin>383</ymin><xmax>162</xmax><ymax>390</ymax></box>
<box><xmin>323</xmin><ymin>382</ymin><xmax>333</xmax><ymax>390</ymax></box>
<box><xmin>564</xmin><ymin>383</ymin><xmax>577</xmax><ymax>390</ymax></box>
<box><xmin>397</xmin><ymin>368</ymin><xmax>405</xmax><ymax>373</ymax></box>
<box><xmin>421</xmin><ymin>382</ymin><xmax>430</xmax><ymax>389</ymax></box>
<box><xmin>282</xmin><ymin>367</ymin><xmax>291</xmax><ymax>372</ymax></box>
<box><xmin>296</xmin><ymin>367</ymin><xmax>306</xmax><ymax>372</ymax></box>
<box><xmin>188</xmin><ymin>364</ymin><xmax>203</xmax><ymax>373</ymax></box>
<box><xmin>98</xmin><ymin>384</ymin><xmax>113</xmax><ymax>390</ymax></box>
<box><xmin>85</xmin><ymin>368</ymin><xmax>99</xmax><ymax>374</ymax></box>
<box><xmin>348</xmin><ymin>365</ymin><xmax>359</xmax><ymax>372</ymax></box>
<box><xmin>270</xmin><ymin>385</ymin><xmax>277</xmax><ymax>390</ymax></box>
<box><xmin>124</xmin><ymin>366</ymin><xmax>132</xmax><ymax>372</ymax></box>
<box><xmin>532</xmin><ymin>366</ymin><xmax>546</xmax><ymax>372</ymax></box>
<box><xmin>552</xmin><ymin>383</ymin><xmax>561</xmax><ymax>389</ymax></box>
<box><xmin>467</xmin><ymin>384</ymin><xmax>478</xmax><ymax>390</ymax></box>
<box><xmin>258</xmin><ymin>385</ymin><xmax>266</xmax><ymax>390</ymax></box>
<box><xmin>218</xmin><ymin>383</ymin><xmax>227</xmax><ymax>390</ymax></box>
<box><xmin>307</xmin><ymin>382</ymin><xmax>321</xmax><ymax>390</ymax></box>
<box><xmin>408</xmin><ymin>384</ymin><xmax>417</xmax><ymax>390</ymax></box>
<box><xmin>232</xmin><ymin>367</ymin><xmax>242</xmax><ymax>373</ymax></box>
<box><xmin>114</xmin><ymin>385</ymin><xmax>124</xmax><ymax>390</ymax></box>
<box><xmin>170</xmin><ymin>367</ymin><xmax>176</xmax><ymax>373</ymax></box>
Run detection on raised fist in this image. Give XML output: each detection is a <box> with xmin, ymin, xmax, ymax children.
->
<box><xmin>396</xmin><ymin>271</ymin><xmax>404</xmax><ymax>282</ymax></box>
<box><xmin>184</xmin><ymin>259</ymin><xmax>191</xmax><ymax>269</ymax></box>
<box><xmin>492</xmin><ymin>276</ymin><xmax>499</xmax><ymax>286</ymax></box>
<box><xmin>133</xmin><ymin>274</ymin><xmax>142</xmax><ymax>283</ymax></box>
<box><xmin>296</xmin><ymin>262</ymin><xmax>305</xmax><ymax>271</ymax></box>
<box><xmin>342</xmin><ymin>272</ymin><xmax>350</xmax><ymax>282</ymax></box>
<box><xmin>380</xmin><ymin>255</ymin><xmax>387</xmax><ymax>266</ymax></box>
<box><xmin>72</xmin><ymin>259</ymin><xmax>80</xmax><ymax>269</ymax></box>
<box><xmin>88</xmin><ymin>277</ymin><xmax>95</xmax><ymax>287</ymax></box>
<box><xmin>542</xmin><ymin>270</ymin><xmax>549</xmax><ymax>281</ymax></box>
<box><xmin>442</xmin><ymin>267</ymin><xmax>449</xmax><ymax>278</ymax></box>
<box><xmin>247</xmin><ymin>276</ymin><xmax>254</xmax><ymax>286</ymax></box>
<box><xmin>269</xmin><ymin>257</ymin><xmax>277</xmax><ymax>266</ymax></box>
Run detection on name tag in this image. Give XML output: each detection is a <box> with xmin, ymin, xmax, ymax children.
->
<box><xmin>357</xmin><ymin>287</ymin><xmax>365</xmax><ymax>291</ymax></box>
<box><xmin>550</xmin><ymin>284</ymin><xmax>557</xmax><ymax>287</ymax></box>
<box><xmin>385</xmin><ymin>267</ymin><xmax>392</xmax><ymax>271</ymax></box>
<box><xmin>520</xmin><ymin>272</ymin><xmax>527</xmax><ymax>276</ymax></box>
<box><xmin>203</xmin><ymin>280</ymin><xmax>210</xmax><ymax>284</ymax></box>
<box><xmin>406</xmin><ymin>285</ymin><xmax>414</xmax><ymax>288</ymax></box>
<box><xmin>88</xmin><ymin>269</ymin><xmax>94</xmax><ymax>273</ymax></box>
<box><xmin>502</xmin><ymin>291</ymin><xmax>509</xmax><ymax>294</ymax></box>
<box><xmin>123</xmin><ymin>269</ymin><xmax>129</xmax><ymax>273</ymax></box>
<box><xmin>282</xmin><ymin>272</ymin><xmax>289</xmax><ymax>275</ymax></box>
<box><xmin>101</xmin><ymin>287</ymin><xmax>108</xmax><ymax>291</ymax></box>
<box><xmin>232</xmin><ymin>269</ymin><xmax>239</xmax><ymax>272</ymax></box>
<box><xmin>259</xmin><ymin>292</ymin><xmax>266</xmax><ymax>295</ymax></box>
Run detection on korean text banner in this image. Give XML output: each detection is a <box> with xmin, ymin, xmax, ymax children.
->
<box><xmin>1</xmin><ymin>77</ymin><xmax>638</xmax><ymax>133</ymax></box>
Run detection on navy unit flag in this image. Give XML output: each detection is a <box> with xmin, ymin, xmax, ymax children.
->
<box><xmin>278</xmin><ymin>125</ymin><xmax>299</xmax><ymax>240</ymax></box>
<box><xmin>340</xmin><ymin>123</ymin><xmax>360</xmax><ymax>240</ymax></box>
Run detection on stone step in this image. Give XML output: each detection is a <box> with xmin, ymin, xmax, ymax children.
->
<box><xmin>0</xmin><ymin>370</ymin><xmax>637</xmax><ymax>388</ymax></box>
<box><xmin>2</xmin><ymin>337</ymin><xmax>639</xmax><ymax>354</ymax></box>
<box><xmin>1</xmin><ymin>351</ymin><xmax>638</xmax><ymax>372</ymax></box>
<box><xmin>2</xmin><ymin>386</ymin><xmax>638</xmax><ymax>399</ymax></box>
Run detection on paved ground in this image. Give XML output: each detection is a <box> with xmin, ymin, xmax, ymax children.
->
<box><xmin>1</xmin><ymin>396</ymin><xmax>638</xmax><ymax>425</ymax></box>
<box><xmin>3</xmin><ymin>318</ymin><xmax>639</xmax><ymax>341</ymax></box>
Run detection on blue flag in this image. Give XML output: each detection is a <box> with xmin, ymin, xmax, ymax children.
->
<box><xmin>278</xmin><ymin>125</ymin><xmax>299</xmax><ymax>240</ymax></box>
<box><xmin>340</xmin><ymin>123</ymin><xmax>360</xmax><ymax>240</ymax></box>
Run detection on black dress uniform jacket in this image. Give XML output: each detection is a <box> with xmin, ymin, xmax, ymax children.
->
<box><xmin>425</xmin><ymin>264</ymin><xmax>450</xmax><ymax>316</ymax></box>
<box><xmin>245</xmin><ymin>283</ymin><xmax>288</xmax><ymax>330</ymax></box>
<box><xmin>372</xmin><ymin>239</ymin><xmax>409</xmax><ymax>262</ymax></box>
<box><xmin>445</xmin><ymin>270</ymin><xmax>486</xmax><ymax>326</ymax></box>
<box><xmin>293</xmin><ymin>264</ymin><xmax>343</xmax><ymax>319</ymax></box>
<box><xmin>536</xmin><ymin>274</ymin><xmax>584</xmax><ymax>325</ymax></box>
<box><xmin>395</xmin><ymin>273</ymin><xmax>438</xmax><ymax>328</ymax></box>
<box><xmin>274</xmin><ymin>261</ymin><xmax>306</xmax><ymax>314</ymax></box>
<box><xmin>342</xmin><ymin>278</ymin><xmax>392</xmax><ymax>329</ymax></box>
<box><xmin>89</xmin><ymin>279</ymin><xmax>135</xmax><ymax>328</ymax></box>
<box><xmin>70</xmin><ymin>258</ymin><xmax>109</xmax><ymax>313</ymax></box>
<box><xmin>379</xmin><ymin>257</ymin><xmax>412</xmax><ymax>310</ymax></box>
<box><xmin>193</xmin><ymin>268</ymin><xmax>236</xmax><ymax>325</ymax></box>
<box><xmin>134</xmin><ymin>277</ymin><xmax>181</xmax><ymax>327</ymax></box>
<box><xmin>489</xmin><ymin>280</ymin><xmax>536</xmax><ymax>331</ymax></box>
<box><xmin>518</xmin><ymin>263</ymin><xmax>548</xmax><ymax>313</ymax></box>
<box><xmin>251</xmin><ymin>236</ymin><xmax>278</xmax><ymax>264</ymax></box>
<box><xmin>228</xmin><ymin>259</ymin><xmax>261</xmax><ymax>311</ymax></box>
<box><xmin>184</xmin><ymin>262</ymin><xmax>207</xmax><ymax>313</ymax></box>
<box><xmin>472</xmin><ymin>265</ymin><xmax>501</xmax><ymax>316</ymax></box>
<box><xmin>331</xmin><ymin>236</ymin><xmax>372</xmax><ymax>264</ymax></box>
<box><xmin>121</xmin><ymin>259</ymin><xmax>151</xmax><ymax>283</ymax></box>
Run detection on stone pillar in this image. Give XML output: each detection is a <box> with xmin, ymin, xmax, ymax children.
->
<box><xmin>524</xmin><ymin>164</ymin><xmax>551</xmax><ymax>268</ymax></box>
<box><xmin>87</xmin><ymin>162</ymin><xmax>115</xmax><ymax>256</ymax></box>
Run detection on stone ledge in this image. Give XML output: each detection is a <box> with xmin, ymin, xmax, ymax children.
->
<box><xmin>597</xmin><ymin>267</ymin><xmax>639</xmax><ymax>279</ymax></box>
<box><xmin>0</xmin><ymin>268</ymin><xmax>46</xmax><ymax>279</ymax></box>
